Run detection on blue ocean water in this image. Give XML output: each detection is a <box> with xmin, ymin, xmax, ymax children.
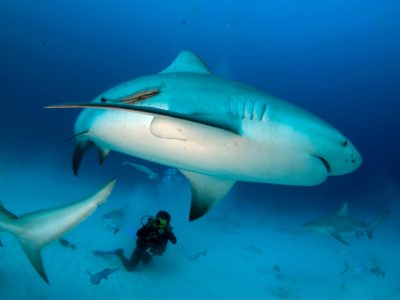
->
<box><xmin>0</xmin><ymin>1</ymin><xmax>399</xmax><ymax>299</ymax></box>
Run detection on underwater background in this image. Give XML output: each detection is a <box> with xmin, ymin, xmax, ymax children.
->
<box><xmin>0</xmin><ymin>0</ymin><xmax>399</xmax><ymax>299</ymax></box>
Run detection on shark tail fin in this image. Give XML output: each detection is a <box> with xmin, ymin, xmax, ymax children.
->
<box><xmin>20</xmin><ymin>241</ymin><xmax>49</xmax><ymax>284</ymax></box>
<box><xmin>0</xmin><ymin>180</ymin><xmax>116</xmax><ymax>284</ymax></box>
<box><xmin>0</xmin><ymin>204</ymin><xmax>49</xmax><ymax>283</ymax></box>
<box><xmin>367</xmin><ymin>210</ymin><xmax>389</xmax><ymax>239</ymax></box>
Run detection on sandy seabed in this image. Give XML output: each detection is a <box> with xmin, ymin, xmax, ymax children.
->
<box><xmin>0</xmin><ymin>153</ymin><xmax>399</xmax><ymax>300</ymax></box>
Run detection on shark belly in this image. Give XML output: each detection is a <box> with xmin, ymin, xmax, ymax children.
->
<box><xmin>86</xmin><ymin>110</ymin><xmax>328</xmax><ymax>185</ymax></box>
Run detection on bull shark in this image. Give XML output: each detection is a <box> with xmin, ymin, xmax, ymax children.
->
<box><xmin>0</xmin><ymin>179</ymin><xmax>116</xmax><ymax>283</ymax></box>
<box><xmin>46</xmin><ymin>50</ymin><xmax>362</xmax><ymax>220</ymax></box>
<box><xmin>303</xmin><ymin>202</ymin><xmax>388</xmax><ymax>245</ymax></box>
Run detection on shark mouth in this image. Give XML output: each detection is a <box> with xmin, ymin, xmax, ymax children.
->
<box><xmin>311</xmin><ymin>155</ymin><xmax>331</xmax><ymax>174</ymax></box>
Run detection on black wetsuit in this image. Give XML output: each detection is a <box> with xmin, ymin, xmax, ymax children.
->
<box><xmin>117</xmin><ymin>219</ymin><xmax>177</xmax><ymax>271</ymax></box>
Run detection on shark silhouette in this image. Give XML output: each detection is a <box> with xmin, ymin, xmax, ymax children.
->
<box><xmin>0</xmin><ymin>179</ymin><xmax>116</xmax><ymax>283</ymax></box>
<box><xmin>46</xmin><ymin>50</ymin><xmax>362</xmax><ymax>220</ymax></box>
<box><xmin>303</xmin><ymin>202</ymin><xmax>388</xmax><ymax>245</ymax></box>
<box><xmin>87</xmin><ymin>266</ymin><xmax>119</xmax><ymax>285</ymax></box>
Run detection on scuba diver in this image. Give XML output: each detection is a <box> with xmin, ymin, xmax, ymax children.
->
<box><xmin>115</xmin><ymin>210</ymin><xmax>177</xmax><ymax>271</ymax></box>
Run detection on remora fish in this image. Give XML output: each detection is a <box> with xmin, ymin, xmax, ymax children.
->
<box><xmin>122</xmin><ymin>160</ymin><xmax>160</xmax><ymax>180</ymax></box>
<box><xmin>87</xmin><ymin>267</ymin><xmax>119</xmax><ymax>285</ymax></box>
<box><xmin>0</xmin><ymin>179</ymin><xmax>116</xmax><ymax>284</ymax></box>
<box><xmin>303</xmin><ymin>203</ymin><xmax>388</xmax><ymax>245</ymax></box>
<box><xmin>46</xmin><ymin>50</ymin><xmax>362</xmax><ymax>220</ymax></box>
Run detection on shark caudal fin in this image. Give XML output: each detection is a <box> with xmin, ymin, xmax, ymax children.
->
<box><xmin>367</xmin><ymin>210</ymin><xmax>389</xmax><ymax>239</ymax></box>
<box><xmin>0</xmin><ymin>179</ymin><xmax>116</xmax><ymax>284</ymax></box>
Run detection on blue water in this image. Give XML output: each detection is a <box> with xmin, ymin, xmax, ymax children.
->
<box><xmin>0</xmin><ymin>1</ymin><xmax>399</xmax><ymax>299</ymax></box>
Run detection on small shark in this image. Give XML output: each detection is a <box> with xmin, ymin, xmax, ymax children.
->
<box><xmin>186</xmin><ymin>249</ymin><xmax>207</xmax><ymax>261</ymax></box>
<box><xmin>207</xmin><ymin>211</ymin><xmax>241</xmax><ymax>234</ymax></box>
<box><xmin>101</xmin><ymin>204</ymin><xmax>127</xmax><ymax>235</ymax></box>
<box><xmin>0</xmin><ymin>179</ymin><xmax>116</xmax><ymax>284</ymax></box>
<box><xmin>340</xmin><ymin>260</ymin><xmax>368</xmax><ymax>278</ymax></box>
<box><xmin>87</xmin><ymin>267</ymin><xmax>119</xmax><ymax>285</ymax></box>
<box><xmin>0</xmin><ymin>239</ymin><xmax>3</xmax><ymax>247</ymax></box>
<box><xmin>303</xmin><ymin>203</ymin><xmax>388</xmax><ymax>245</ymax></box>
<box><xmin>46</xmin><ymin>50</ymin><xmax>362</xmax><ymax>220</ymax></box>
<box><xmin>122</xmin><ymin>160</ymin><xmax>160</xmax><ymax>180</ymax></box>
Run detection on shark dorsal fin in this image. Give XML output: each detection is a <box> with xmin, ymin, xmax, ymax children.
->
<box><xmin>337</xmin><ymin>202</ymin><xmax>348</xmax><ymax>216</ymax></box>
<box><xmin>179</xmin><ymin>170</ymin><xmax>235</xmax><ymax>221</ymax></box>
<box><xmin>161</xmin><ymin>50</ymin><xmax>211</xmax><ymax>74</ymax></box>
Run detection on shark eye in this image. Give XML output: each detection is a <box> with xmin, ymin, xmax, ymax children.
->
<box><xmin>342</xmin><ymin>140</ymin><xmax>348</xmax><ymax>147</ymax></box>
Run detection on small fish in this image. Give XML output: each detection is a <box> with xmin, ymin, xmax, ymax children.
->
<box><xmin>242</xmin><ymin>243</ymin><xmax>263</xmax><ymax>255</ymax></box>
<box><xmin>59</xmin><ymin>238</ymin><xmax>76</xmax><ymax>250</ymax></box>
<box><xmin>370</xmin><ymin>266</ymin><xmax>385</xmax><ymax>278</ymax></box>
<box><xmin>187</xmin><ymin>250</ymin><xmax>207</xmax><ymax>261</ymax></box>
<box><xmin>273</xmin><ymin>264</ymin><xmax>281</xmax><ymax>273</ymax></box>
<box><xmin>122</xmin><ymin>160</ymin><xmax>160</xmax><ymax>180</ymax></box>
<box><xmin>87</xmin><ymin>267</ymin><xmax>119</xmax><ymax>285</ymax></box>
<box><xmin>0</xmin><ymin>239</ymin><xmax>3</xmax><ymax>247</ymax></box>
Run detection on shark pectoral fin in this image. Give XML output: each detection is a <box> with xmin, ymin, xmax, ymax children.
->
<box><xmin>20</xmin><ymin>242</ymin><xmax>49</xmax><ymax>284</ymax></box>
<box><xmin>73</xmin><ymin>140</ymin><xmax>94</xmax><ymax>176</ymax></box>
<box><xmin>331</xmin><ymin>232</ymin><xmax>351</xmax><ymax>246</ymax></box>
<box><xmin>47</xmin><ymin>104</ymin><xmax>241</xmax><ymax>135</ymax></box>
<box><xmin>96</xmin><ymin>146</ymin><xmax>110</xmax><ymax>165</ymax></box>
<box><xmin>73</xmin><ymin>140</ymin><xmax>110</xmax><ymax>175</ymax></box>
<box><xmin>179</xmin><ymin>170</ymin><xmax>235</xmax><ymax>221</ymax></box>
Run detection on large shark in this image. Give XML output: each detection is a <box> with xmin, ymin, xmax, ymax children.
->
<box><xmin>46</xmin><ymin>50</ymin><xmax>362</xmax><ymax>220</ymax></box>
<box><xmin>0</xmin><ymin>179</ymin><xmax>116</xmax><ymax>283</ymax></box>
<box><xmin>303</xmin><ymin>202</ymin><xmax>388</xmax><ymax>245</ymax></box>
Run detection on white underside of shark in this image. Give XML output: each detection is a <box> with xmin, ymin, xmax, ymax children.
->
<box><xmin>47</xmin><ymin>50</ymin><xmax>362</xmax><ymax>220</ymax></box>
<box><xmin>0</xmin><ymin>179</ymin><xmax>116</xmax><ymax>283</ymax></box>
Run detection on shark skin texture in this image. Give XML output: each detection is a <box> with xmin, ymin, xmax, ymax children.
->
<box><xmin>46</xmin><ymin>50</ymin><xmax>362</xmax><ymax>221</ymax></box>
<box><xmin>0</xmin><ymin>179</ymin><xmax>116</xmax><ymax>284</ymax></box>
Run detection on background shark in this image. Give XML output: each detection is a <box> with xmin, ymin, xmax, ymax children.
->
<box><xmin>47</xmin><ymin>50</ymin><xmax>362</xmax><ymax>220</ymax></box>
<box><xmin>0</xmin><ymin>179</ymin><xmax>116</xmax><ymax>283</ymax></box>
<box><xmin>303</xmin><ymin>202</ymin><xmax>388</xmax><ymax>245</ymax></box>
<box><xmin>87</xmin><ymin>267</ymin><xmax>119</xmax><ymax>285</ymax></box>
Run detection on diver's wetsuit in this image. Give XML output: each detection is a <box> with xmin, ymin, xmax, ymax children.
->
<box><xmin>116</xmin><ymin>218</ymin><xmax>177</xmax><ymax>271</ymax></box>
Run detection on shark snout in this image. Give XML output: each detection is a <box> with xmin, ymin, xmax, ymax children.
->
<box><xmin>325</xmin><ymin>138</ymin><xmax>362</xmax><ymax>176</ymax></box>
